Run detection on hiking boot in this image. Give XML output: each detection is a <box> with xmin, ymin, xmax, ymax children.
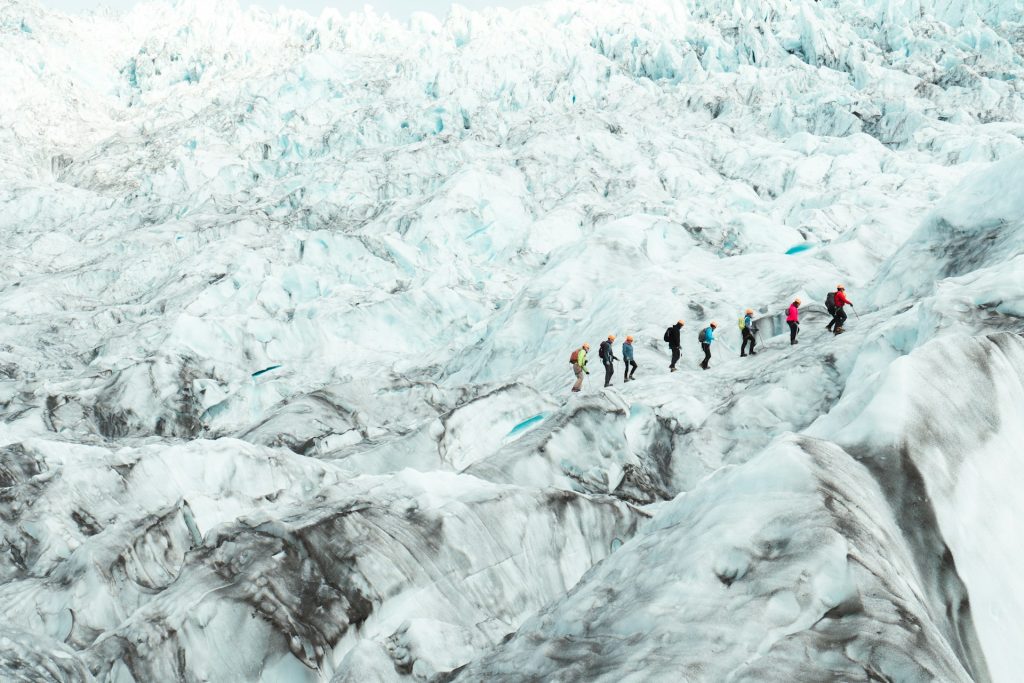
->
<box><xmin>834</xmin><ymin>327</ymin><xmax>845</xmax><ymax>335</ymax></box>
<box><xmin>750</xmin><ymin>350</ymin><xmax>757</xmax><ymax>355</ymax></box>
<box><xmin>740</xmin><ymin>353</ymin><xmax>747</xmax><ymax>357</ymax></box>
<box><xmin>670</xmin><ymin>368</ymin><xmax>677</xmax><ymax>373</ymax></box>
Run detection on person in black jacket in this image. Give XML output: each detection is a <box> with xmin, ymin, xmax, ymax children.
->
<box><xmin>664</xmin><ymin>320</ymin><xmax>684</xmax><ymax>372</ymax></box>
<box><xmin>598</xmin><ymin>334</ymin><xmax>618</xmax><ymax>387</ymax></box>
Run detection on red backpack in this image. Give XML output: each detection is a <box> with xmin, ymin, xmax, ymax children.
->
<box><xmin>569</xmin><ymin>349</ymin><xmax>580</xmax><ymax>364</ymax></box>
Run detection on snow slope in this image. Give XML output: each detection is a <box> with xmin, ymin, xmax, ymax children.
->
<box><xmin>1</xmin><ymin>0</ymin><xmax>1023</xmax><ymax>680</ymax></box>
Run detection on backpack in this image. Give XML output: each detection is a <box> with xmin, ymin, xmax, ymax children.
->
<box><xmin>663</xmin><ymin>326</ymin><xmax>672</xmax><ymax>343</ymax></box>
<box><xmin>697</xmin><ymin>329</ymin><xmax>705</xmax><ymax>344</ymax></box>
<box><xmin>825</xmin><ymin>292</ymin><xmax>836</xmax><ymax>315</ymax></box>
<box><xmin>570</xmin><ymin>349</ymin><xmax>579</xmax><ymax>364</ymax></box>
<box><xmin>738</xmin><ymin>316</ymin><xmax>745</xmax><ymax>330</ymax></box>
<box><xmin>599</xmin><ymin>340</ymin><xmax>611</xmax><ymax>361</ymax></box>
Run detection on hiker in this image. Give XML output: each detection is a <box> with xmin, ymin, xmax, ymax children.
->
<box><xmin>831</xmin><ymin>285</ymin><xmax>852</xmax><ymax>335</ymax></box>
<box><xmin>622</xmin><ymin>335</ymin><xmax>637</xmax><ymax>382</ymax></box>
<box><xmin>740</xmin><ymin>308</ymin><xmax>757</xmax><ymax>356</ymax></box>
<box><xmin>825</xmin><ymin>292</ymin><xmax>835</xmax><ymax>331</ymax></box>
<box><xmin>787</xmin><ymin>299</ymin><xmax>800</xmax><ymax>344</ymax></box>
<box><xmin>664</xmin><ymin>320</ymin><xmax>684</xmax><ymax>372</ymax></box>
<box><xmin>570</xmin><ymin>343</ymin><xmax>590</xmax><ymax>393</ymax></box>
<box><xmin>698</xmin><ymin>322</ymin><xmax>717</xmax><ymax>370</ymax></box>
<box><xmin>599</xmin><ymin>334</ymin><xmax>618</xmax><ymax>387</ymax></box>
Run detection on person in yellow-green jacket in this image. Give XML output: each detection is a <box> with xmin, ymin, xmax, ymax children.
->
<box><xmin>570</xmin><ymin>342</ymin><xmax>591</xmax><ymax>393</ymax></box>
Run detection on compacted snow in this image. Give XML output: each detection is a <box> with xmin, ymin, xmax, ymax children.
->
<box><xmin>1</xmin><ymin>0</ymin><xmax>1023</xmax><ymax>680</ymax></box>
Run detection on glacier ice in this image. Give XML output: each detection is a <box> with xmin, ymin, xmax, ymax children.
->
<box><xmin>451</xmin><ymin>435</ymin><xmax>984</xmax><ymax>682</ymax></box>
<box><xmin>1</xmin><ymin>0</ymin><xmax>1024</xmax><ymax>680</ymax></box>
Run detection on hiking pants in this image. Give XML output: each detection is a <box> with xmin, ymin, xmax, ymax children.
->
<box><xmin>603</xmin><ymin>361</ymin><xmax>614</xmax><ymax>387</ymax></box>
<box><xmin>624</xmin><ymin>360</ymin><xmax>637</xmax><ymax>380</ymax></box>
<box><xmin>788</xmin><ymin>321</ymin><xmax>799</xmax><ymax>344</ymax></box>
<box><xmin>700</xmin><ymin>343</ymin><xmax>711</xmax><ymax>369</ymax></box>
<box><xmin>834</xmin><ymin>308</ymin><xmax>848</xmax><ymax>330</ymax></box>
<box><xmin>670</xmin><ymin>346</ymin><xmax>680</xmax><ymax>369</ymax></box>
<box><xmin>572</xmin><ymin>364</ymin><xmax>585</xmax><ymax>392</ymax></box>
<box><xmin>741</xmin><ymin>329</ymin><xmax>756</xmax><ymax>355</ymax></box>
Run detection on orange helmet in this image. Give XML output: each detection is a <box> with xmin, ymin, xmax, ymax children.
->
<box><xmin>608</xmin><ymin>334</ymin><xmax>616</xmax><ymax>341</ymax></box>
<box><xmin>710</xmin><ymin>321</ymin><xmax>718</xmax><ymax>328</ymax></box>
<box><xmin>626</xmin><ymin>335</ymin><xmax>634</xmax><ymax>342</ymax></box>
<box><xmin>794</xmin><ymin>298</ymin><xmax>801</xmax><ymax>305</ymax></box>
<box><xmin>837</xmin><ymin>284</ymin><xmax>845</xmax><ymax>291</ymax></box>
<box><xmin>745</xmin><ymin>308</ymin><xmax>753</xmax><ymax>314</ymax></box>
<box><xmin>582</xmin><ymin>342</ymin><xmax>591</xmax><ymax>350</ymax></box>
<box><xmin>677</xmin><ymin>319</ymin><xmax>685</xmax><ymax>325</ymax></box>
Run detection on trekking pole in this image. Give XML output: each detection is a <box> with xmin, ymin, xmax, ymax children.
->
<box><xmin>851</xmin><ymin>304</ymin><xmax>860</xmax><ymax>320</ymax></box>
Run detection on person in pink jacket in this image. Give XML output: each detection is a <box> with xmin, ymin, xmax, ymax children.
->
<box><xmin>786</xmin><ymin>299</ymin><xmax>801</xmax><ymax>345</ymax></box>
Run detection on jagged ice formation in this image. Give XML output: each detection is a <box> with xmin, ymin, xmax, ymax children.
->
<box><xmin>1</xmin><ymin>0</ymin><xmax>1024</xmax><ymax>680</ymax></box>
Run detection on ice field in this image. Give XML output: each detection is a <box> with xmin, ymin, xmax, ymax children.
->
<box><xmin>1</xmin><ymin>0</ymin><xmax>1024</xmax><ymax>680</ymax></box>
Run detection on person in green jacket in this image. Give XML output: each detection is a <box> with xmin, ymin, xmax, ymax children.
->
<box><xmin>571</xmin><ymin>342</ymin><xmax>591</xmax><ymax>393</ymax></box>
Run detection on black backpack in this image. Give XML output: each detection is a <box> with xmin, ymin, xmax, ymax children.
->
<box><xmin>663</xmin><ymin>326</ymin><xmax>672</xmax><ymax>343</ymax></box>
<box><xmin>599</xmin><ymin>341</ymin><xmax>610</xmax><ymax>360</ymax></box>
<box><xmin>697</xmin><ymin>328</ymin><xmax>705</xmax><ymax>344</ymax></box>
<box><xmin>825</xmin><ymin>292</ymin><xmax>836</xmax><ymax>315</ymax></box>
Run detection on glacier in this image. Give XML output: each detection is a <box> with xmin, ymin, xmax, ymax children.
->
<box><xmin>1</xmin><ymin>0</ymin><xmax>1024</xmax><ymax>680</ymax></box>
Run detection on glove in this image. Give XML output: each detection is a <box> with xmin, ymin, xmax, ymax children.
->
<box><xmin>586</xmin><ymin>371</ymin><xmax>591</xmax><ymax>375</ymax></box>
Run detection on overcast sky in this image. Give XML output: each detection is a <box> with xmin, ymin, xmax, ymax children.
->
<box><xmin>40</xmin><ymin>0</ymin><xmax>537</xmax><ymax>19</ymax></box>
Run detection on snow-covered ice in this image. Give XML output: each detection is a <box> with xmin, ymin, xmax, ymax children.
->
<box><xmin>1</xmin><ymin>0</ymin><xmax>1023</xmax><ymax>680</ymax></box>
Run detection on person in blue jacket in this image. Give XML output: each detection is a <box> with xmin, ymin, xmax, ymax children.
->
<box><xmin>622</xmin><ymin>335</ymin><xmax>637</xmax><ymax>382</ymax></box>
<box><xmin>740</xmin><ymin>308</ymin><xmax>757</xmax><ymax>357</ymax></box>
<box><xmin>699</xmin><ymin>322</ymin><xmax>717</xmax><ymax>370</ymax></box>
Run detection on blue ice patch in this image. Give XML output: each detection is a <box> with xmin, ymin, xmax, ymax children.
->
<box><xmin>785</xmin><ymin>243</ymin><xmax>814</xmax><ymax>255</ymax></box>
<box><xmin>508</xmin><ymin>413</ymin><xmax>545</xmax><ymax>436</ymax></box>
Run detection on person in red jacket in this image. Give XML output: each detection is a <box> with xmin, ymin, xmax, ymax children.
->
<box><xmin>833</xmin><ymin>285</ymin><xmax>852</xmax><ymax>335</ymax></box>
<box><xmin>786</xmin><ymin>299</ymin><xmax>800</xmax><ymax>345</ymax></box>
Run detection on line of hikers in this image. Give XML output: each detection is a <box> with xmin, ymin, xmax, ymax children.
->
<box><xmin>570</xmin><ymin>285</ymin><xmax>854</xmax><ymax>392</ymax></box>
